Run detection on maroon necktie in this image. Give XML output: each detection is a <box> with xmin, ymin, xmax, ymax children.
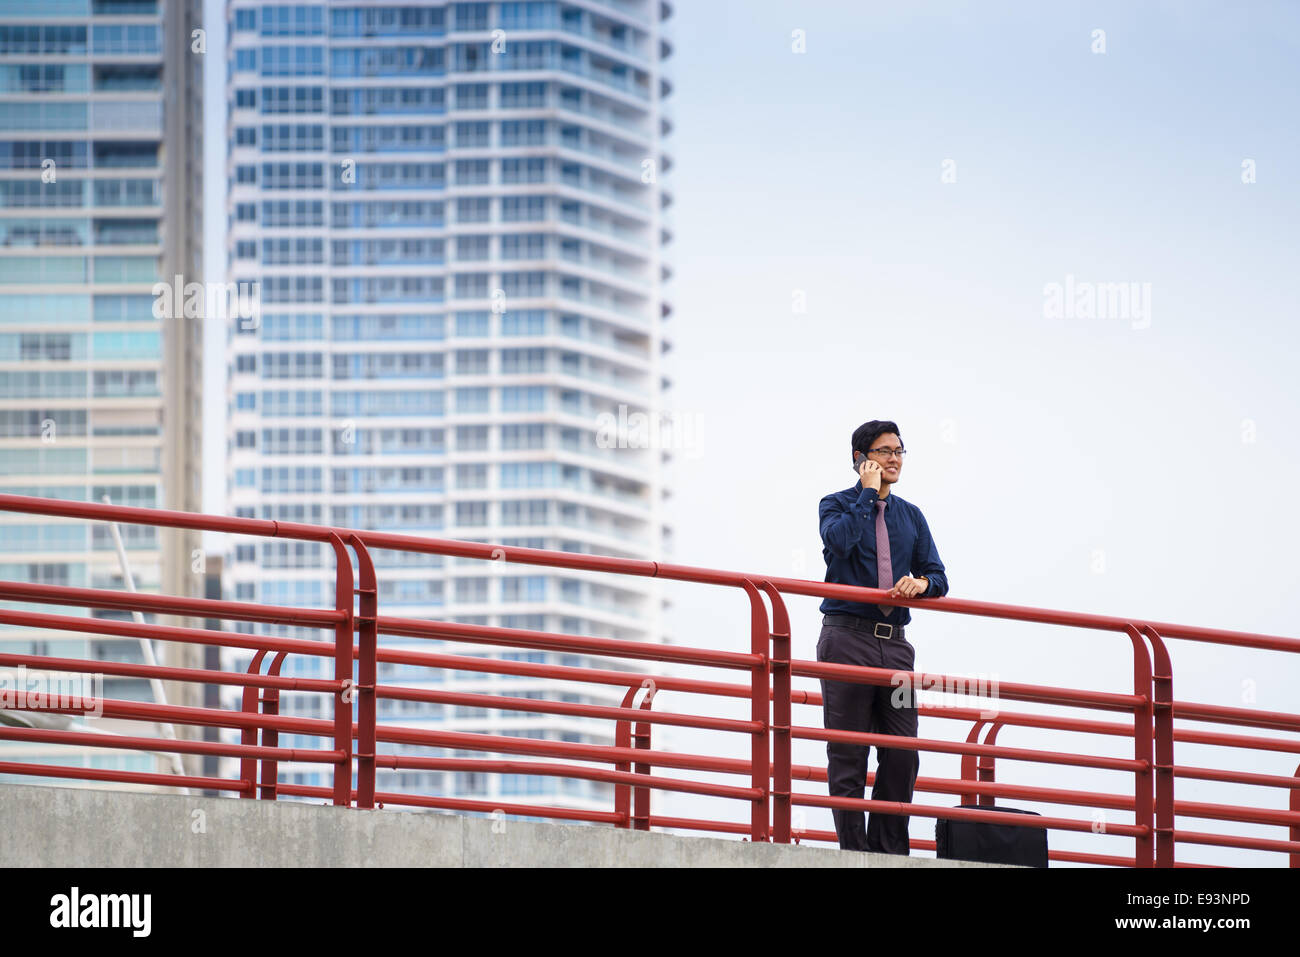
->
<box><xmin>875</xmin><ymin>499</ymin><xmax>894</xmax><ymax>616</ymax></box>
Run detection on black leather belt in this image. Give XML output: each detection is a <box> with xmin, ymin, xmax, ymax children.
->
<box><xmin>822</xmin><ymin>613</ymin><xmax>905</xmax><ymax>640</ymax></box>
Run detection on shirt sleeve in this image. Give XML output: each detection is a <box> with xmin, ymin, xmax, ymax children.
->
<box><xmin>910</xmin><ymin>508</ymin><xmax>948</xmax><ymax>597</ymax></box>
<box><xmin>819</xmin><ymin>487</ymin><xmax>878</xmax><ymax>558</ymax></box>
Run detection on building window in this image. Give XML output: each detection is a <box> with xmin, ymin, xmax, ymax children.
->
<box><xmin>455</xmin><ymin>387</ymin><xmax>490</xmax><ymax>413</ymax></box>
<box><xmin>455</xmin><ymin>311</ymin><xmax>490</xmax><ymax>336</ymax></box>
<box><xmin>456</xmin><ymin>501</ymin><xmax>488</xmax><ymax>527</ymax></box>
<box><xmin>456</xmin><ymin>464</ymin><xmax>488</xmax><ymax>489</ymax></box>
<box><xmin>454</xmin><ymin>349</ymin><xmax>489</xmax><ymax>374</ymax></box>
<box><xmin>456</xmin><ymin>197</ymin><xmax>490</xmax><ymax>223</ymax></box>
<box><xmin>456</xmin><ymin>425</ymin><xmax>488</xmax><ymax>450</ymax></box>
<box><xmin>455</xmin><ymin>83</ymin><xmax>488</xmax><ymax>109</ymax></box>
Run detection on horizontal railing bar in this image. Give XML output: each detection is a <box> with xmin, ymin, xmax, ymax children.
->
<box><xmin>1171</xmin><ymin>829</ymin><xmax>1300</xmax><ymax>855</ymax></box>
<box><xmin>1171</xmin><ymin>799</ymin><xmax>1300</xmax><ymax>828</ymax></box>
<box><xmin>797</xmin><ymin>659</ymin><xmax>1145</xmax><ymax>712</ymax></box>
<box><xmin>3</xmin><ymin>492</ymin><xmax>1298</xmax><ymax>867</ymax></box>
<box><xmin>3</xmin><ymin>492</ymin><xmax>1293</xmax><ymax>653</ymax></box>
<box><xmin>357</xmin><ymin>522</ymin><xmax>1300</xmax><ymax>649</ymax></box>
<box><xmin>4</xmin><ymin>698</ymin><xmax>746</xmax><ymax>776</ymax></box>
<box><xmin>1175</xmin><ymin>765</ymin><xmax>1300</xmax><ymax>789</ymax></box>
<box><xmin>0</xmin><ymin>606</ymin><xmax>339</xmax><ymax>658</ymax></box>
<box><xmin>8</xmin><ymin>702</ymin><xmax>756</xmax><ymax>782</ymax></box>
<box><xmin>1133</xmin><ymin>622</ymin><xmax>1300</xmax><ymax>654</ymax></box>
<box><xmin>375</xmin><ymin>684</ymin><xmax>761</xmax><ymax>734</ymax></box>
<box><xmin>796</xmin><ymin>771</ymin><xmax>1136</xmax><ymax>811</ymax></box>
<box><xmin>868</xmin><ymin>702</ymin><xmax>1143</xmax><ymax>736</ymax></box>
<box><xmin>1170</xmin><ymin>700</ymin><xmax>1300</xmax><ymax>734</ymax></box>
<box><xmin>10</xmin><ymin>648</ymin><xmax>1294</xmax><ymax>830</ymax></box>
<box><xmin>764</xmin><ymin>576</ymin><xmax>1300</xmax><ymax>652</ymax></box>
<box><xmin>793</xmin><ymin>725</ymin><xmax>1147</xmax><ymax>772</ymax></box>
<box><xmin>0</xmin><ymin>762</ymin><xmax>242</xmax><ymax>793</ymax></box>
<box><xmin>22</xmin><ymin>692</ymin><xmax>1292</xmax><ymax>817</ymax></box>
<box><xmin>12</xmin><ymin>696</ymin><xmax>336</xmax><ymax>736</ymax></box>
<box><xmin>374</xmin><ymin>725</ymin><xmax>750</xmax><ymax>777</ymax></box>
<box><xmin>793</xmin><ymin>767</ymin><xmax>1300</xmax><ymax>827</ymax></box>
<box><xmin>791</xmin><ymin>793</ymin><xmax>1149</xmax><ymax>837</ymax></box>
<box><xmin>374</xmin><ymin>647</ymin><xmax>751</xmax><ymax>697</ymax></box>
<box><xmin>277</xmin><ymin>783</ymin><xmax>627</xmax><ymax>825</ymax></box>
<box><xmin>0</xmin><ymin>580</ymin><xmax>344</xmax><ymax>627</ymax></box>
<box><xmin>645</xmin><ymin>816</ymin><xmax>752</xmax><ymax>837</ymax></box>
<box><xmin>796</xmin><ymin>695</ymin><xmax>1300</xmax><ymax>758</ymax></box>
<box><xmin>0</xmin><ymin>494</ymin><xmax>333</xmax><ymax>542</ymax></box>
<box><xmin>0</xmin><ymin>726</ymin><xmax>345</xmax><ymax>764</ymax></box>
<box><xmin>0</xmin><ymin>605</ymin><xmax>764</xmax><ymax>700</ymax></box>
<box><xmin>0</xmin><ymin>651</ymin><xmax>342</xmax><ymax>695</ymax></box>
<box><xmin>1165</xmin><ymin>727</ymin><xmax>1300</xmax><ymax>756</ymax></box>
<box><xmin>377</xmin><ymin>614</ymin><xmax>762</xmax><ymax>670</ymax></box>
<box><xmin>0</xmin><ymin>608</ymin><xmax>740</xmax><ymax>699</ymax></box>
<box><xmin>11</xmin><ymin>603</ymin><xmax>1290</xmax><ymax>753</ymax></box>
<box><xmin>7</xmin><ymin>604</ymin><xmax>1292</xmax><ymax>754</ymax></box>
<box><xmin>375</xmin><ymin>755</ymin><xmax>761</xmax><ymax>802</ymax></box>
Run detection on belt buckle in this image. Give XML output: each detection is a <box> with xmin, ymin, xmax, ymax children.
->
<box><xmin>873</xmin><ymin>622</ymin><xmax>894</xmax><ymax>640</ymax></box>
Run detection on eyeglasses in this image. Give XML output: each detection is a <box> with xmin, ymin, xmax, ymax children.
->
<box><xmin>867</xmin><ymin>447</ymin><xmax>907</xmax><ymax>460</ymax></box>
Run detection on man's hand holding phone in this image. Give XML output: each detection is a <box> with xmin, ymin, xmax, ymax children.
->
<box><xmin>856</xmin><ymin>453</ymin><xmax>883</xmax><ymax>493</ymax></box>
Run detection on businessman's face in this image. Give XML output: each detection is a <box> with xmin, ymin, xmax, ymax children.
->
<box><xmin>867</xmin><ymin>432</ymin><xmax>904</xmax><ymax>485</ymax></box>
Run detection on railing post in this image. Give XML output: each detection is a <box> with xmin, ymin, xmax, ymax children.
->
<box><xmin>1125</xmin><ymin>624</ymin><xmax>1156</xmax><ymax>867</ymax></box>
<box><xmin>1140</xmin><ymin>625</ymin><xmax>1175</xmax><ymax>867</ymax></box>
<box><xmin>741</xmin><ymin>579</ymin><xmax>770</xmax><ymax>842</ymax></box>
<box><xmin>1292</xmin><ymin>762</ymin><xmax>1300</xmax><ymax>868</ymax></box>
<box><xmin>977</xmin><ymin>722</ymin><xmax>1005</xmax><ymax>807</ymax></box>
<box><xmin>613</xmin><ymin>685</ymin><xmax>637</xmax><ymax>828</ymax></box>
<box><xmin>239</xmin><ymin>649</ymin><xmax>269</xmax><ymax>799</ymax></box>
<box><xmin>960</xmin><ymin>720</ymin><xmax>987</xmax><ymax>805</ymax></box>
<box><xmin>632</xmin><ymin>683</ymin><xmax>656</xmax><ymax>831</ymax></box>
<box><xmin>258</xmin><ymin>651</ymin><xmax>288</xmax><ymax>800</ymax></box>
<box><xmin>612</xmin><ymin>679</ymin><xmax>656</xmax><ymax>829</ymax></box>
<box><xmin>327</xmin><ymin>532</ymin><xmax>355</xmax><ymax>807</ymax></box>
<box><xmin>350</xmin><ymin>534</ymin><xmax>378</xmax><ymax>810</ymax></box>
<box><xmin>758</xmin><ymin>581</ymin><xmax>791</xmax><ymax>843</ymax></box>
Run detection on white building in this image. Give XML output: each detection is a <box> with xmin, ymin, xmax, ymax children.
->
<box><xmin>224</xmin><ymin>0</ymin><xmax>675</xmax><ymax>815</ymax></box>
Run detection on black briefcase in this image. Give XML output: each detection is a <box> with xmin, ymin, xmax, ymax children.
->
<box><xmin>935</xmin><ymin>804</ymin><xmax>1048</xmax><ymax>867</ymax></box>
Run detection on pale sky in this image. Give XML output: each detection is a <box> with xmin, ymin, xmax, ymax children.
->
<box><xmin>649</xmin><ymin>0</ymin><xmax>1300</xmax><ymax>865</ymax></box>
<box><xmin>200</xmin><ymin>0</ymin><xmax>1300</xmax><ymax>865</ymax></box>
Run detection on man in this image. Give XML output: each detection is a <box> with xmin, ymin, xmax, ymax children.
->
<box><xmin>817</xmin><ymin>419</ymin><xmax>948</xmax><ymax>854</ymax></box>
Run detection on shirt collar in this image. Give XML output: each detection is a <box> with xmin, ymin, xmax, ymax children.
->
<box><xmin>849</xmin><ymin>483</ymin><xmax>895</xmax><ymax>507</ymax></box>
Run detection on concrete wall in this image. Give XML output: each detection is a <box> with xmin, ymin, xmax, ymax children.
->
<box><xmin>0</xmin><ymin>783</ymin><xmax>1012</xmax><ymax>868</ymax></box>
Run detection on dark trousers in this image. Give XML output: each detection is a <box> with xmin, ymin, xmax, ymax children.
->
<box><xmin>817</xmin><ymin>614</ymin><xmax>919</xmax><ymax>854</ymax></box>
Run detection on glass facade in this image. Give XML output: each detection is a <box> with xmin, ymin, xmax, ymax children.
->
<box><xmin>0</xmin><ymin>1</ymin><xmax>203</xmax><ymax>782</ymax></box>
<box><xmin>226</xmin><ymin>0</ymin><xmax>673</xmax><ymax>814</ymax></box>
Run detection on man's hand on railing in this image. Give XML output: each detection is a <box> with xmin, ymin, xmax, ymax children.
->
<box><xmin>889</xmin><ymin>576</ymin><xmax>929</xmax><ymax>598</ymax></box>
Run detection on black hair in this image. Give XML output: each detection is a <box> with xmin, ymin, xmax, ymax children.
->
<box><xmin>851</xmin><ymin>420</ymin><xmax>902</xmax><ymax>465</ymax></box>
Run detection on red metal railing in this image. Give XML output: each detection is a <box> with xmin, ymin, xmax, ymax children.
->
<box><xmin>0</xmin><ymin>492</ymin><xmax>1297</xmax><ymax>866</ymax></box>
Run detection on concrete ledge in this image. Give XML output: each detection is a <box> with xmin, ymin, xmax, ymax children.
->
<box><xmin>0</xmin><ymin>783</ymin><xmax>1015</xmax><ymax>867</ymax></box>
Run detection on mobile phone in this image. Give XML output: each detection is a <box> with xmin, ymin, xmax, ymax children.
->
<box><xmin>852</xmin><ymin>450</ymin><xmax>866</xmax><ymax>473</ymax></box>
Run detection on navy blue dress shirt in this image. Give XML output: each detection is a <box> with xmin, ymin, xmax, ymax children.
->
<box><xmin>818</xmin><ymin>482</ymin><xmax>948</xmax><ymax>625</ymax></box>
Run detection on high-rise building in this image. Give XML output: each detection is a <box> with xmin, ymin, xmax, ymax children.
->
<box><xmin>0</xmin><ymin>0</ymin><xmax>204</xmax><ymax>782</ymax></box>
<box><xmin>224</xmin><ymin>0</ymin><xmax>674</xmax><ymax>813</ymax></box>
